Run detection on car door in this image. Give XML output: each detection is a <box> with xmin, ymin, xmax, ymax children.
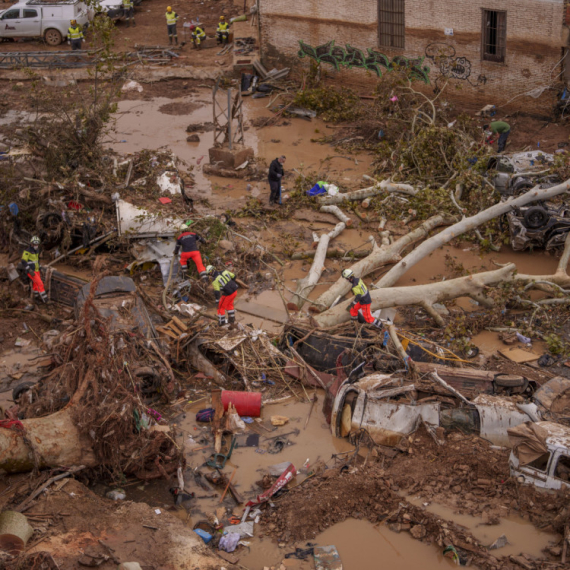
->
<box><xmin>21</xmin><ymin>8</ymin><xmax>41</xmax><ymax>36</ymax></box>
<box><xmin>0</xmin><ymin>8</ymin><xmax>22</xmax><ymax>38</ymax></box>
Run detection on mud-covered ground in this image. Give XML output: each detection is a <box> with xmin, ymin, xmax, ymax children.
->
<box><xmin>1</xmin><ymin>0</ymin><xmax>570</xmax><ymax>566</ymax></box>
<box><xmin>264</xmin><ymin>427</ymin><xmax>570</xmax><ymax>570</ymax></box>
<box><xmin>0</xmin><ymin>478</ymin><xmax>230</xmax><ymax>569</ymax></box>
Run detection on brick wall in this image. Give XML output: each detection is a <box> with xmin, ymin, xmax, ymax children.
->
<box><xmin>259</xmin><ymin>0</ymin><xmax>567</xmax><ymax>113</ymax></box>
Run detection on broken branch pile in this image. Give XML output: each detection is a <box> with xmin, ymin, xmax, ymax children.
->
<box><xmin>12</xmin><ymin>274</ymin><xmax>183</xmax><ymax>480</ymax></box>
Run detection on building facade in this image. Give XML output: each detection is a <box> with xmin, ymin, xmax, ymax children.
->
<box><xmin>259</xmin><ymin>0</ymin><xmax>568</xmax><ymax>112</ymax></box>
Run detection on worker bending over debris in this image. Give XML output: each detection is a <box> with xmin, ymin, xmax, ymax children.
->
<box><xmin>174</xmin><ymin>223</ymin><xmax>208</xmax><ymax>280</ymax></box>
<box><xmin>189</xmin><ymin>24</ymin><xmax>206</xmax><ymax>49</ymax></box>
<box><xmin>123</xmin><ymin>0</ymin><xmax>135</xmax><ymax>27</ymax></box>
<box><xmin>67</xmin><ymin>20</ymin><xmax>84</xmax><ymax>50</ymax></box>
<box><xmin>20</xmin><ymin>236</ymin><xmax>48</xmax><ymax>304</ymax></box>
<box><xmin>342</xmin><ymin>269</ymin><xmax>381</xmax><ymax>328</ymax></box>
<box><xmin>165</xmin><ymin>6</ymin><xmax>179</xmax><ymax>45</ymax></box>
<box><xmin>207</xmin><ymin>265</ymin><xmax>238</xmax><ymax>326</ymax></box>
<box><xmin>484</xmin><ymin>121</ymin><xmax>510</xmax><ymax>153</ymax></box>
<box><xmin>216</xmin><ymin>16</ymin><xmax>229</xmax><ymax>45</ymax></box>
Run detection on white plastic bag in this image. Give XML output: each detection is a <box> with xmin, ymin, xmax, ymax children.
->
<box><xmin>325</xmin><ymin>184</ymin><xmax>339</xmax><ymax>196</ymax></box>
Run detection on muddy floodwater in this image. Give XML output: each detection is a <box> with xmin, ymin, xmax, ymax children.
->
<box><xmin>107</xmin><ymin>89</ymin><xmax>374</xmax><ymax>207</ymax></box>
<box><xmin>89</xmin><ymin>397</ymin><xmax>559</xmax><ymax>569</ymax></box>
<box><xmin>238</xmin><ymin>518</ymin><xmax>462</xmax><ymax>570</ymax></box>
<box><xmin>407</xmin><ymin>497</ymin><xmax>558</xmax><ymax>558</ymax></box>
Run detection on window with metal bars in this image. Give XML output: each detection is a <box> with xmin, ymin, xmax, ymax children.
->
<box><xmin>378</xmin><ymin>0</ymin><xmax>405</xmax><ymax>49</ymax></box>
<box><xmin>482</xmin><ymin>9</ymin><xmax>506</xmax><ymax>63</ymax></box>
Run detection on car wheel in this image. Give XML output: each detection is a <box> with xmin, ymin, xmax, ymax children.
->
<box><xmin>511</xmin><ymin>179</ymin><xmax>534</xmax><ymax>195</ymax></box>
<box><xmin>44</xmin><ymin>28</ymin><xmax>63</xmax><ymax>46</ymax></box>
<box><xmin>494</xmin><ymin>374</ymin><xmax>527</xmax><ymax>388</ymax></box>
<box><xmin>523</xmin><ymin>206</ymin><xmax>550</xmax><ymax>229</ymax></box>
<box><xmin>12</xmin><ymin>381</ymin><xmax>35</xmax><ymax>402</ymax></box>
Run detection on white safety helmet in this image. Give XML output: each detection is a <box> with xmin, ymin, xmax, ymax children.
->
<box><xmin>30</xmin><ymin>236</ymin><xmax>41</xmax><ymax>245</ymax></box>
<box><xmin>180</xmin><ymin>223</ymin><xmax>190</xmax><ymax>231</ymax></box>
<box><xmin>342</xmin><ymin>269</ymin><xmax>354</xmax><ymax>279</ymax></box>
<box><xmin>205</xmin><ymin>265</ymin><xmax>215</xmax><ymax>274</ymax></box>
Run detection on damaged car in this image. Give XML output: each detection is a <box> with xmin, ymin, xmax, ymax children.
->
<box><xmin>331</xmin><ymin>372</ymin><xmax>570</xmax><ymax>449</ymax></box>
<box><xmin>507</xmin><ymin>200</ymin><xmax>570</xmax><ymax>252</ymax></box>
<box><xmin>486</xmin><ymin>151</ymin><xmax>558</xmax><ymax>197</ymax></box>
<box><xmin>75</xmin><ymin>276</ymin><xmax>157</xmax><ymax>340</ymax></box>
<box><xmin>508</xmin><ymin>421</ymin><xmax>570</xmax><ymax>490</ymax></box>
<box><xmin>331</xmin><ymin>374</ymin><xmax>533</xmax><ymax>448</ymax></box>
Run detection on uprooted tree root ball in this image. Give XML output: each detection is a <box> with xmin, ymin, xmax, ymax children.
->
<box><xmin>17</xmin><ymin>273</ymin><xmax>184</xmax><ymax>481</ymax></box>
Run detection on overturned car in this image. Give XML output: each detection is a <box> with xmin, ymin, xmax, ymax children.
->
<box><xmin>507</xmin><ymin>200</ymin><xmax>570</xmax><ymax>252</ymax></box>
<box><xmin>330</xmin><ymin>371</ymin><xmax>570</xmax><ymax>449</ymax></box>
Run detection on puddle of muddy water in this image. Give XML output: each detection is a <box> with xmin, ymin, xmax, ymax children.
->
<box><xmin>407</xmin><ymin>497</ymin><xmax>558</xmax><ymax>558</ymax></box>
<box><xmin>107</xmin><ymin>89</ymin><xmax>373</xmax><ymax>208</ymax></box>
<box><xmin>118</xmin><ymin>396</ymin><xmax>352</xmax><ymax>525</ymax></box>
<box><xmin>240</xmin><ymin>518</ymin><xmax>459</xmax><ymax>570</ymax></box>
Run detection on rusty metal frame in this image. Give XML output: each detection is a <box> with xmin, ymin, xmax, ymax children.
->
<box><xmin>212</xmin><ymin>78</ymin><xmax>245</xmax><ymax>150</ymax></box>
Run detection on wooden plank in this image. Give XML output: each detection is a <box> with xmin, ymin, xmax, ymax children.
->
<box><xmin>165</xmin><ymin>321</ymin><xmax>183</xmax><ymax>336</ymax></box>
<box><xmin>415</xmin><ymin>362</ymin><xmax>495</xmax><ymax>381</ymax></box>
<box><xmin>171</xmin><ymin>316</ymin><xmax>188</xmax><ymax>332</ymax></box>
<box><xmin>156</xmin><ymin>326</ymin><xmax>179</xmax><ymax>340</ymax></box>
<box><xmin>498</xmin><ymin>347</ymin><xmax>540</xmax><ymax>364</ymax></box>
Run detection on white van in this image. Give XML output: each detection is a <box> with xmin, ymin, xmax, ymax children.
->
<box><xmin>0</xmin><ymin>0</ymin><xmax>93</xmax><ymax>46</ymax></box>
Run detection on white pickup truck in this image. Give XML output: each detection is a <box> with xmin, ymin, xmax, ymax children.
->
<box><xmin>0</xmin><ymin>0</ymin><xmax>93</xmax><ymax>46</ymax></box>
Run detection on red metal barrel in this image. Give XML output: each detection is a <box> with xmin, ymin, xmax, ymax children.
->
<box><xmin>221</xmin><ymin>391</ymin><xmax>262</xmax><ymax>417</ymax></box>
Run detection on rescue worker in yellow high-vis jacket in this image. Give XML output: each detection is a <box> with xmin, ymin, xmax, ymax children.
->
<box><xmin>19</xmin><ymin>236</ymin><xmax>48</xmax><ymax>304</ymax></box>
<box><xmin>189</xmin><ymin>24</ymin><xmax>205</xmax><ymax>49</ymax></box>
<box><xmin>216</xmin><ymin>15</ymin><xmax>229</xmax><ymax>45</ymax></box>
<box><xmin>165</xmin><ymin>7</ymin><xmax>179</xmax><ymax>45</ymax></box>
<box><xmin>206</xmin><ymin>265</ymin><xmax>238</xmax><ymax>326</ymax></box>
<box><xmin>67</xmin><ymin>19</ymin><xmax>84</xmax><ymax>51</ymax></box>
<box><xmin>342</xmin><ymin>269</ymin><xmax>381</xmax><ymax>328</ymax></box>
<box><xmin>123</xmin><ymin>0</ymin><xmax>135</xmax><ymax>27</ymax></box>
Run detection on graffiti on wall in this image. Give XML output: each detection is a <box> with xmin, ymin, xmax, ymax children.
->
<box><xmin>298</xmin><ymin>40</ymin><xmax>431</xmax><ymax>84</ymax></box>
<box><xmin>424</xmin><ymin>43</ymin><xmax>487</xmax><ymax>87</ymax></box>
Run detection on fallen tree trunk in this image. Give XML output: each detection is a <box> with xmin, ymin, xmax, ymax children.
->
<box><xmin>0</xmin><ymin>409</ymin><xmax>97</xmax><ymax>474</ymax></box>
<box><xmin>291</xmin><ymin>248</ymin><xmax>370</xmax><ymax>260</ymax></box>
<box><xmin>320</xmin><ymin>205</ymin><xmax>353</xmax><ymax>227</ymax></box>
<box><xmin>314</xmin><ymin>264</ymin><xmax>516</xmax><ymax>328</ymax></box>
<box><xmin>318</xmin><ymin>180</ymin><xmax>417</xmax><ymax>206</ymax></box>
<box><xmin>289</xmin><ymin>222</ymin><xmax>346</xmax><ymax>310</ymax></box>
<box><xmin>314</xmin><ymin>214</ymin><xmax>451</xmax><ymax>310</ymax></box>
<box><xmin>375</xmin><ymin>180</ymin><xmax>570</xmax><ymax>289</ymax></box>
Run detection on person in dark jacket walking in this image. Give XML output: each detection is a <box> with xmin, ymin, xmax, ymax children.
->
<box><xmin>268</xmin><ymin>155</ymin><xmax>286</xmax><ymax>205</ymax></box>
<box><xmin>206</xmin><ymin>265</ymin><xmax>239</xmax><ymax>326</ymax></box>
<box><xmin>174</xmin><ymin>223</ymin><xmax>208</xmax><ymax>280</ymax></box>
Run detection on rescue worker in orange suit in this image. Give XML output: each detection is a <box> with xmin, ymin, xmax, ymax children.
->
<box><xmin>342</xmin><ymin>269</ymin><xmax>381</xmax><ymax>328</ymax></box>
<box><xmin>216</xmin><ymin>16</ymin><xmax>229</xmax><ymax>45</ymax></box>
<box><xmin>206</xmin><ymin>265</ymin><xmax>238</xmax><ymax>326</ymax></box>
<box><xmin>20</xmin><ymin>236</ymin><xmax>48</xmax><ymax>303</ymax></box>
<box><xmin>174</xmin><ymin>223</ymin><xmax>208</xmax><ymax>280</ymax></box>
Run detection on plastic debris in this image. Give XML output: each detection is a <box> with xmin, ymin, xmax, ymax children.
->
<box><xmin>219</xmin><ymin>532</ymin><xmax>241</xmax><ymax>552</ymax></box>
<box><xmin>106</xmin><ymin>488</ymin><xmax>126</xmax><ymax>501</ymax></box>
